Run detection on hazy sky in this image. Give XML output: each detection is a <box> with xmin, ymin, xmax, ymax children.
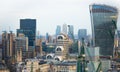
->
<box><xmin>0</xmin><ymin>0</ymin><xmax>120</xmax><ymax>35</ymax></box>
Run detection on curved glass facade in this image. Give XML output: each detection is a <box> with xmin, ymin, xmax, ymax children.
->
<box><xmin>90</xmin><ymin>4</ymin><xmax>118</xmax><ymax>56</ymax></box>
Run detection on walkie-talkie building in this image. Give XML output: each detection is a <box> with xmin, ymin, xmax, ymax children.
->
<box><xmin>89</xmin><ymin>4</ymin><xmax>118</xmax><ymax>56</ymax></box>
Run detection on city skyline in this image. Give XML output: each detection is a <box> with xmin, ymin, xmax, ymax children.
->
<box><xmin>0</xmin><ymin>0</ymin><xmax>120</xmax><ymax>35</ymax></box>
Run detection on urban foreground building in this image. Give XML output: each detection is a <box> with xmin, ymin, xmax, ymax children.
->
<box><xmin>89</xmin><ymin>4</ymin><xmax>118</xmax><ymax>56</ymax></box>
<box><xmin>19</xmin><ymin>19</ymin><xmax>36</xmax><ymax>46</ymax></box>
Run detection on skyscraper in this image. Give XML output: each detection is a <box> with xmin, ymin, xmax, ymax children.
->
<box><xmin>2</xmin><ymin>31</ymin><xmax>15</xmax><ymax>59</ymax></box>
<box><xmin>78</xmin><ymin>29</ymin><xmax>87</xmax><ymax>40</ymax></box>
<box><xmin>20</xmin><ymin>19</ymin><xmax>36</xmax><ymax>46</ymax></box>
<box><xmin>56</xmin><ymin>25</ymin><xmax>61</xmax><ymax>36</ymax></box>
<box><xmin>89</xmin><ymin>4</ymin><xmax>118</xmax><ymax>56</ymax></box>
<box><xmin>62</xmin><ymin>24</ymin><xmax>67</xmax><ymax>34</ymax></box>
<box><xmin>68</xmin><ymin>25</ymin><xmax>74</xmax><ymax>40</ymax></box>
<box><xmin>15</xmin><ymin>33</ymin><xmax>28</xmax><ymax>60</ymax></box>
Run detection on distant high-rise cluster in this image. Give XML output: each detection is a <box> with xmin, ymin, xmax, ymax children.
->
<box><xmin>90</xmin><ymin>4</ymin><xmax>118</xmax><ymax>56</ymax></box>
<box><xmin>0</xmin><ymin>3</ymin><xmax>119</xmax><ymax>72</ymax></box>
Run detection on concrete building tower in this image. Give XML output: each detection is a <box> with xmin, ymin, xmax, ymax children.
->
<box><xmin>55</xmin><ymin>34</ymin><xmax>70</xmax><ymax>60</ymax></box>
<box><xmin>2</xmin><ymin>31</ymin><xmax>15</xmax><ymax>60</ymax></box>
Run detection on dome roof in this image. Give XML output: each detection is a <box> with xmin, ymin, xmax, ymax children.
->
<box><xmin>54</xmin><ymin>56</ymin><xmax>63</xmax><ymax>61</ymax></box>
<box><xmin>55</xmin><ymin>46</ymin><xmax>64</xmax><ymax>51</ymax></box>
<box><xmin>57</xmin><ymin>33</ymin><xmax>68</xmax><ymax>40</ymax></box>
<box><xmin>46</xmin><ymin>54</ymin><xmax>54</xmax><ymax>59</ymax></box>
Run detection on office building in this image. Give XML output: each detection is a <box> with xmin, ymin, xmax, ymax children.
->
<box><xmin>68</xmin><ymin>25</ymin><xmax>74</xmax><ymax>40</ymax></box>
<box><xmin>62</xmin><ymin>24</ymin><xmax>67</xmax><ymax>34</ymax></box>
<box><xmin>35</xmin><ymin>38</ymin><xmax>43</xmax><ymax>57</ymax></box>
<box><xmin>20</xmin><ymin>19</ymin><xmax>36</xmax><ymax>46</ymax></box>
<box><xmin>54</xmin><ymin>61</ymin><xmax>76</xmax><ymax>72</ymax></box>
<box><xmin>2</xmin><ymin>31</ymin><xmax>15</xmax><ymax>59</ymax></box>
<box><xmin>89</xmin><ymin>4</ymin><xmax>118</xmax><ymax>56</ymax></box>
<box><xmin>46</xmin><ymin>33</ymin><xmax>49</xmax><ymax>43</ymax></box>
<box><xmin>78</xmin><ymin>29</ymin><xmax>87</xmax><ymax>40</ymax></box>
<box><xmin>22</xmin><ymin>59</ymin><xmax>50</xmax><ymax>72</ymax></box>
<box><xmin>56</xmin><ymin>25</ymin><xmax>61</xmax><ymax>36</ymax></box>
<box><xmin>0</xmin><ymin>45</ymin><xmax>2</xmax><ymax>61</ymax></box>
<box><xmin>15</xmin><ymin>33</ymin><xmax>28</xmax><ymax>60</ymax></box>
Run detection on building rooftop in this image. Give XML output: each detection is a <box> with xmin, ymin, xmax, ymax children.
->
<box><xmin>90</xmin><ymin>4</ymin><xmax>118</xmax><ymax>13</ymax></box>
<box><xmin>55</xmin><ymin>61</ymin><xmax>77</xmax><ymax>66</ymax></box>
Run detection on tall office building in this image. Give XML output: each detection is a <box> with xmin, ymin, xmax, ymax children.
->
<box><xmin>2</xmin><ymin>31</ymin><xmax>15</xmax><ymax>59</ymax></box>
<box><xmin>56</xmin><ymin>25</ymin><xmax>61</xmax><ymax>36</ymax></box>
<box><xmin>89</xmin><ymin>4</ymin><xmax>118</xmax><ymax>56</ymax></box>
<box><xmin>0</xmin><ymin>44</ymin><xmax>2</xmax><ymax>61</ymax></box>
<box><xmin>46</xmin><ymin>33</ymin><xmax>49</xmax><ymax>43</ymax></box>
<box><xmin>62</xmin><ymin>24</ymin><xmax>67</xmax><ymax>34</ymax></box>
<box><xmin>78</xmin><ymin>29</ymin><xmax>87</xmax><ymax>40</ymax></box>
<box><xmin>68</xmin><ymin>25</ymin><xmax>74</xmax><ymax>40</ymax></box>
<box><xmin>15</xmin><ymin>33</ymin><xmax>28</xmax><ymax>60</ymax></box>
<box><xmin>20</xmin><ymin>19</ymin><xmax>36</xmax><ymax>46</ymax></box>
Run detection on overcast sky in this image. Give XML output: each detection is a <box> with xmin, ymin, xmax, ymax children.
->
<box><xmin>0</xmin><ymin>0</ymin><xmax>120</xmax><ymax>35</ymax></box>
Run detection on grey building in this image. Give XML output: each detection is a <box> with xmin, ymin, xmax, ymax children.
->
<box><xmin>56</xmin><ymin>25</ymin><xmax>61</xmax><ymax>36</ymax></box>
<box><xmin>15</xmin><ymin>34</ymin><xmax>28</xmax><ymax>60</ymax></box>
<box><xmin>68</xmin><ymin>25</ymin><xmax>74</xmax><ymax>40</ymax></box>
<box><xmin>62</xmin><ymin>24</ymin><xmax>67</xmax><ymax>34</ymax></box>
<box><xmin>78</xmin><ymin>29</ymin><xmax>87</xmax><ymax>40</ymax></box>
<box><xmin>89</xmin><ymin>4</ymin><xmax>118</xmax><ymax>56</ymax></box>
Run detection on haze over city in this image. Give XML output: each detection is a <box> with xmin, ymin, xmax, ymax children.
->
<box><xmin>0</xmin><ymin>0</ymin><xmax>120</xmax><ymax>35</ymax></box>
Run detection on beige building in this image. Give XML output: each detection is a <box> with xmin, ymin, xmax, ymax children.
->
<box><xmin>0</xmin><ymin>69</ymin><xmax>10</xmax><ymax>72</ymax></box>
<box><xmin>35</xmin><ymin>38</ymin><xmax>43</xmax><ymax>57</ymax></box>
<box><xmin>15</xmin><ymin>33</ymin><xmax>28</xmax><ymax>60</ymax></box>
<box><xmin>54</xmin><ymin>61</ymin><xmax>77</xmax><ymax>72</ymax></box>
<box><xmin>2</xmin><ymin>31</ymin><xmax>15</xmax><ymax>59</ymax></box>
<box><xmin>22</xmin><ymin>59</ymin><xmax>50</xmax><ymax>72</ymax></box>
<box><xmin>46</xmin><ymin>33</ymin><xmax>72</xmax><ymax>61</ymax></box>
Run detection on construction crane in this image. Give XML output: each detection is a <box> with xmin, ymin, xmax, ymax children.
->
<box><xmin>77</xmin><ymin>38</ymin><xmax>102</xmax><ymax>72</ymax></box>
<box><xmin>86</xmin><ymin>46</ymin><xmax>102</xmax><ymax>72</ymax></box>
<box><xmin>112</xmin><ymin>20</ymin><xmax>119</xmax><ymax>60</ymax></box>
<box><xmin>77</xmin><ymin>38</ymin><xmax>88</xmax><ymax>72</ymax></box>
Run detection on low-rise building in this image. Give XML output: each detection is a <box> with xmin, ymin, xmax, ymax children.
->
<box><xmin>22</xmin><ymin>59</ymin><xmax>50</xmax><ymax>72</ymax></box>
<box><xmin>54</xmin><ymin>61</ymin><xmax>77</xmax><ymax>72</ymax></box>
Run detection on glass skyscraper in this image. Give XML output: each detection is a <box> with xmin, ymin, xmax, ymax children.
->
<box><xmin>62</xmin><ymin>24</ymin><xmax>67</xmax><ymax>34</ymax></box>
<box><xmin>68</xmin><ymin>25</ymin><xmax>74</xmax><ymax>40</ymax></box>
<box><xmin>56</xmin><ymin>25</ymin><xmax>61</xmax><ymax>36</ymax></box>
<box><xmin>20</xmin><ymin>19</ymin><xmax>36</xmax><ymax>46</ymax></box>
<box><xmin>78</xmin><ymin>29</ymin><xmax>87</xmax><ymax>40</ymax></box>
<box><xmin>89</xmin><ymin>4</ymin><xmax>118</xmax><ymax>56</ymax></box>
